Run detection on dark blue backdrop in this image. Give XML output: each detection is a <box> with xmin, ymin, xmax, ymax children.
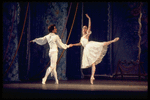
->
<box><xmin>3</xmin><ymin>2</ymin><xmax>148</xmax><ymax>81</ymax></box>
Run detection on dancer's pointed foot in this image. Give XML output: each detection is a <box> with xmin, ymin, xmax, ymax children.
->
<box><xmin>55</xmin><ymin>79</ymin><xmax>59</xmax><ymax>84</ymax></box>
<box><xmin>42</xmin><ymin>78</ymin><xmax>46</xmax><ymax>84</ymax></box>
<box><xmin>90</xmin><ymin>77</ymin><xmax>95</xmax><ymax>85</ymax></box>
<box><xmin>113</xmin><ymin>37</ymin><xmax>119</xmax><ymax>42</ymax></box>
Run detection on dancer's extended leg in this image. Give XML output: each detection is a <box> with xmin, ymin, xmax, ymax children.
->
<box><xmin>103</xmin><ymin>37</ymin><xmax>119</xmax><ymax>46</ymax></box>
<box><xmin>91</xmin><ymin>63</ymin><xmax>96</xmax><ymax>85</ymax></box>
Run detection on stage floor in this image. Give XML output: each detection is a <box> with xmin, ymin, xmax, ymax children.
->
<box><xmin>3</xmin><ymin>79</ymin><xmax>148</xmax><ymax>99</ymax></box>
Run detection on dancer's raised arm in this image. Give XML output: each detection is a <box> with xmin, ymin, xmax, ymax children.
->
<box><xmin>85</xmin><ymin>14</ymin><xmax>91</xmax><ymax>33</ymax></box>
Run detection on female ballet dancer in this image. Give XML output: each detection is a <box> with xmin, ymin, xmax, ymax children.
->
<box><xmin>72</xmin><ymin>14</ymin><xmax>119</xmax><ymax>84</ymax></box>
<box><xmin>30</xmin><ymin>24</ymin><xmax>73</xmax><ymax>84</ymax></box>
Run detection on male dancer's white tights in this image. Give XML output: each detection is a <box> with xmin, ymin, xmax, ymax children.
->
<box><xmin>42</xmin><ymin>51</ymin><xmax>58</xmax><ymax>84</ymax></box>
<box><xmin>43</xmin><ymin>67</ymin><xmax>58</xmax><ymax>84</ymax></box>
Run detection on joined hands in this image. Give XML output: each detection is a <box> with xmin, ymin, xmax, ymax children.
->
<box><xmin>68</xmin><ymin>44</ymin><xmax>73</xmax><ymax>48</ymax></box>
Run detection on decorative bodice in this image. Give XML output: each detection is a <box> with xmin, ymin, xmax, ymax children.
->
<box><xmin>80</xmin><ymin>37</ymin><xmax>89</xmax><ymax>47</ymax></box>
<box><xmin>80</xmin><ymin>31</ymin><xmax>92</xmax><ymax>47</ymax></box>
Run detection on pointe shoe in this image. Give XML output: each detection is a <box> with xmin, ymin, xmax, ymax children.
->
<box><xmin>113</xmin><ymin>37</ymin><xmax>119</xmax><ymax>42</ymax></box>
<box><xmin>42</xmin><ymin>78</ymin><xmax>46</xmax><ymax>84</ymax></box>
<box><xmin>55</xmin><ymin>80</ymin><xmax>59</xmax><ymax>84</ymax></box>
<box><xmin>90</xmin><ymin>77</ymin><xmax>95</xmax><ymax>85</ymax></box>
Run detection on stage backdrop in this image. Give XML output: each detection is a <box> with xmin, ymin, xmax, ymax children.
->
<box><xmin>3</xmin><ymin>2</ymin><xmax>148</xmax><ymax>81</ymax></box>
<box><xmin>3</xmin><ymin>2</ymin><xmax>20</xmax><ymax>81</ymax></box>
<box><xmin>111</xmin><ymin>2</ymin><xmax>148</xmax><ymax>75</ymax></box>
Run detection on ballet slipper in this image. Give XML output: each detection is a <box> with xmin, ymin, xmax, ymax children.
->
<box><xmin>42</xmin><ymin>78</ymin><xmax>46</xmax><ymax>84</ymax></box>
<box><xmin>55</xmin><ymin>79</ymin><xmax>59</xmax><ymax>84</ymax></box>
<box><xmin>90</xmin><ymin>77</ymin><xmax>95</xmax><ymax>85</ymax></box>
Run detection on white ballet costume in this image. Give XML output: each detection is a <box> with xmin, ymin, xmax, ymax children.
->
<box><xmin>33</xmin><ymin>33</ymin><xmax>69</xmax><ymax>84</ymax></box>
<box><xmin>80</xmin><ymin>31</ymin><xmax>108</xmax><ymax>69</ymax></box>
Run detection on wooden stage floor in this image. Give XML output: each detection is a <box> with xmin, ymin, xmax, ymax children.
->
<box><xmin>3</xmin><ymin>79</ymin><xmax>148</xmax><ymax>99</ymax></box>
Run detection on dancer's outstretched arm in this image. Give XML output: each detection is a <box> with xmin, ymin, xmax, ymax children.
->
<box><xmin>72</xmin><ymin>42</ymin><xmax>81</xmax><ymax>46</ymax></box>
<box><xmin>30</xmin><ymin>36</ymin><xmax>47</xmax><ymax>45</ymax></box>
<box><xmin>56</xmin><ymin>35</ymin><xmax>73</xmax><ymax>49</ymax></box>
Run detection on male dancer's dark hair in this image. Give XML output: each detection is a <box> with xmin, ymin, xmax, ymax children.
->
<box><xmin>48</xmin><ymin>24</ymin><xmax>56</xmax><ymax>32</ymax></box>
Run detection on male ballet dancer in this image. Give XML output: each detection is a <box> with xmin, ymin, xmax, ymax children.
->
<box><xmin>30</xmin><ymin>24</ymin><xmax>73</xmax><ymax>84</ymax></box>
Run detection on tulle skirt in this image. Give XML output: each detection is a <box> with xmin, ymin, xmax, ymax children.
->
<box><xmin>81</xmin><ymin>41</ymin><xmax>108</xmax><ymax>69</ymax></box>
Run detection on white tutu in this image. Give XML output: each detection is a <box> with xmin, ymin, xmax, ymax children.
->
<box><xmin>80</xmin><ymin>37</ymin><xmax>108</xmax><ymax>69</ymax></box>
